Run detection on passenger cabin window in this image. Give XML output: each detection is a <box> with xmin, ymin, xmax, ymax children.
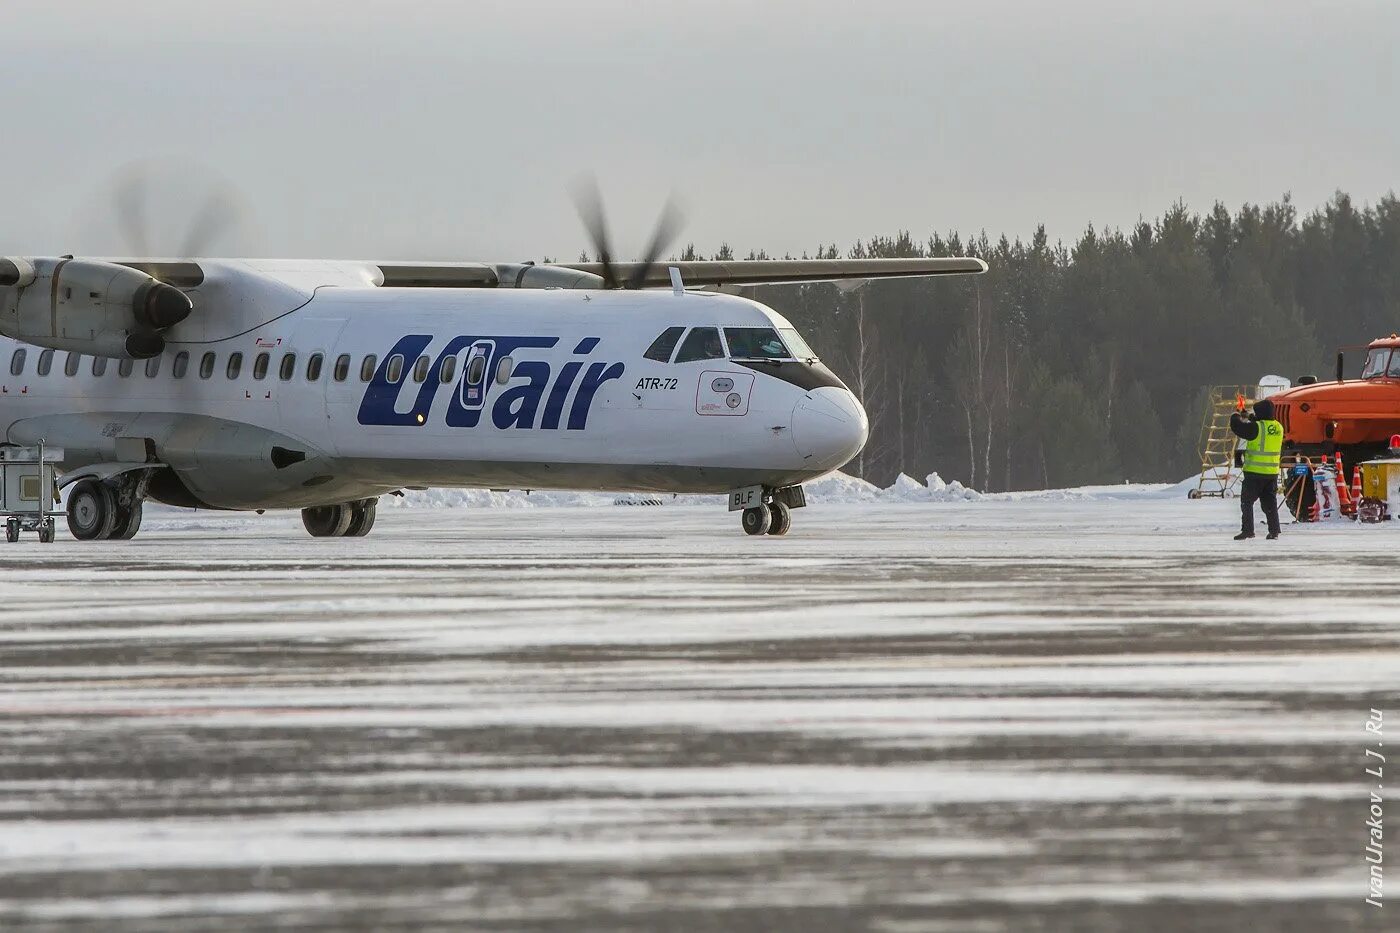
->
<box><xmin>439</xmin><ymin>355</ymin><xmax>457</xmax><ymax>384</ymax></box>
<box><xmin>1362</xmin><ymin>348</ymin><xmax>1391</xmax><ymax>379</ymax></box>
<box><xmin>145</xmin><ymin>356</ymin><xmax>161</xmax><ymax>378</ymax></box>
<box><xmin>199</xmin><ymin>352</ymin><xmax>216</xmax><ymax>379</ymax></box>
<box><xmin>413</xmin><ymin>355</ymin><xmax>430</xmax><ymax>383</ymax></box>
<box><xmin>674</xmin><ymin>327</ymin><xmax>725</xmax><ymax>363</ymax></box>
<box><xmin>724</xmin><ymin>327</ymin><xmax>789</xmax><ymax>360</ymax></box>
<box><xmin>306</xmin><ymin>353</ymin><xmax>323</xmax><ymax>382</ymax></box>
<box><xmin>360</xmin><ymin>355</ymin><xmax>377</xmax><ymax>382</ymax></box>
<box><xmin>172</xmin><ymin>352</ymin><xmax>189</xmax><ymax>379</ymax></box>
<box><xmin>644</xmin><ymin>326</ymin><xmax>685</xmax><ymax>362</ymax></box>
<box><xmin>280</xmin><ymin>353</ymin><xmax>297</xmax><ymax>381</ymax></box>
<box><xmin>253</xmin><ymin>352</ymin><xmax>270</xmax><ymax>380</ymax></box>
<box><xmin>92</xmin><ymin>356</ymin><xmax>107</xmax><ymax>377</ymax></box>
<box><xmin>385</xmin><ymin>354</ymin><xmax>405</xmax><ymax>383</ymax></box>
<box><xmin>496</xmin><ymin>357</ymin><xmax>513</xmax><ymax>384</ymax></box>
<box><xmin>37</xmin><ymin>350</ymin><xmax>53</xmax><ymax>377</ymax></box>
<box><xmin>465</xmin><ymin>354</ymin><xmax>486</xmax><ymax>385</ymax></box>
<box><xmin>10</xmin><ymin>349</ymin><xmax>25</xmax><ymax>375</ymax></box>
<box><xmin>226</xmin><ymin>352</ymin><xmax>243</xmax><ymax>379</ymax></box>
<box><xmin>333</xmin><ymin>354</ymin><xmax>351</xmax><ymax>382</ymax></box>
<box><xmin>118</xmin><ymin>359</ymin><xmax>134</xmax><ymax>378</ymax></box>
<box><xmin>65</xmin><ymin>352</ymin><xmax>81</xmax><ymax>377</ymax></box>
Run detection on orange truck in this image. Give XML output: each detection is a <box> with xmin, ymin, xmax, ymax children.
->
<box><xmin>1270</xmin><ymin>335</ymin><xmax>1400</xmax><ymax>474</ymax></box>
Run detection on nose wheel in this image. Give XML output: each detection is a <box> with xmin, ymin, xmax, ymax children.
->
<box><xmin>740</xmin><ymin>500</ymin><xmax>792</xmax><ymax>536</ymax></box>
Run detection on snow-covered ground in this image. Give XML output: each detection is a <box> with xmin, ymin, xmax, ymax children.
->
<box><xmin>0</xmin><ymin>490</ymin><xmax>1395</xmax><ymax>931</ymax></box>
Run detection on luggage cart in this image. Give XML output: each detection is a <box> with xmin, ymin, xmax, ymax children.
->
<box><xmin>1</xmin><ymin>442</ymin><xmax>63</xmax><ymax>543</ymax></box>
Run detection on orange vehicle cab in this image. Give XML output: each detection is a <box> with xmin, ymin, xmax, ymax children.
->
<box><xmin>1270</xmin><ymin>335</ymin><xmax>1400</xmax><ymax>472</ymax></box>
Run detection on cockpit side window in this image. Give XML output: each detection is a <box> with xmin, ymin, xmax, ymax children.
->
<box><xmin>674</xmin><ymin>327</ymin><xmax>725</xmax><ymax>363</ymax></box>
<box><xmin>1363</xmin><ymin>348</ymin><xmax>1391</xmax><ymax>379</ymax></box>
<box><xmin>644</xmin><ymin>326</ymin><xmax>685</xmax><ymax>362</ymax></box>
<box><xmin>780</xmin><ymin>327</ymin><xmax>817</xmax><ymax>360</ymax></box>
<box><xmin>724</xmin><ymin>327</ymin><xmax>789</xmax><ymax>360</ymax></box>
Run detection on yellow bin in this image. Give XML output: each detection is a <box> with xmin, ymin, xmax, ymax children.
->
<box><xmin>1360</xmin><ymin>459</ymin><xmax>1400</xmax><ymax>501</ymax></box>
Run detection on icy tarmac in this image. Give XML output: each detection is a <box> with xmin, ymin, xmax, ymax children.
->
<box><xmin>1</xmin><ymin>493</ymin><xmax>1397</xmax><ymax>931</ymax></box>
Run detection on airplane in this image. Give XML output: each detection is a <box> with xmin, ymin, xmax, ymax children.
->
<box><xmin>0</xmin><ymin>205</ymin><xmax>985</xmax><ymax>541</ymax></box>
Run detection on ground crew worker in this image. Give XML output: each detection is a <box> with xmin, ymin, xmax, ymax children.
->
<box><xmin>1231</xmin><ymin>397</ymin><xmax>1283</xmax><ymax>540</ymax></box>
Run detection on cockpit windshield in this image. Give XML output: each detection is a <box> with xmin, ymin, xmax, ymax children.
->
<box><xmin>1362</xmin><ymin>348</ymin><xmax>1391</xmax><ymax>379</ymax></box>
<box><xmin>724</xmin><ymin>327</ymin><xmax>790</xmax><ymax>360</ymax></box>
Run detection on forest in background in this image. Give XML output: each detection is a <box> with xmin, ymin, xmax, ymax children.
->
<box><xmin>695</xmin><ymin>192</ymin><xmax>1400</xmax><ymax>491</ymax></box>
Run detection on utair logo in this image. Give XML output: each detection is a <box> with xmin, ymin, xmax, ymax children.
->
<box><xmin>357</xmin><ymin>334</ymin><xmax>625</xmax><ymax>430</ymax></box>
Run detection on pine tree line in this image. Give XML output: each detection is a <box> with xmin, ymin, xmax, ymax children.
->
<box><xmin>704</xmin><ymin>192</ymin><xmax>1400</xmax><ymax>490</ymax></box>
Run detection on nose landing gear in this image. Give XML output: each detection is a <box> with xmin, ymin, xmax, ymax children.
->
<box><xmin>738</xmin><ymin>486</ymin><xmax>801</xmax><ymax>536</ymax></box>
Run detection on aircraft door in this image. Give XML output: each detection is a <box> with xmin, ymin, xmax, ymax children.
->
<box><xmin>283</xmin><ymin>317</ymin><xmax>348</xmax><ymax>448</ymax></box>
<box><xmin>458</xmin><ymin>340</ymin><xmax>495</xmax><ymax>411</ymax></box>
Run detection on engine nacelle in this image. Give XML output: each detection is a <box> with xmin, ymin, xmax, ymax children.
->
<box><xmin>0</xmin><ymin>258</ymin><xmax>192</xmax><ymax>359</ymax></box>
<box><xmin>492</xmin><ymin>262</ymin><xmax>606</xmax><ymax>289</ymax></box>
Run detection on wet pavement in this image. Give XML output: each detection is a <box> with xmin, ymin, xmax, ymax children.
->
<box><xmin>0</xmin><ymin>498</ymin><xmax>1395</xmax><ymax>931</ymax></box>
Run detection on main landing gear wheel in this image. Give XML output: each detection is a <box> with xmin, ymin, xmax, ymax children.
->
<box><xmin>112</xmin><ymin>499</ymin><xmax>144</xmax><ymax>540</ymax></box>
<box><xmin>766</xmin><ymin>501</ymin><xmax>791</xmax><ymax>536</ymax></box>
<box><xmin>302</xmin><ymin>503</ymin><xmax>353</xmax><ymax>538</ymax></box>
<box><xmin>344</xmin><ymin>498</ymin><xmax>378</xmax><ymax>537</ymax></box>
<box><xmin>67</xmin><ymin>479</ymin><xmax>118</xmax><ymax>541</ymax></box>
<box><xmin>741</xmin><ymin>506</ymin><xmax>771</xmax><ymax>536</ymax></box>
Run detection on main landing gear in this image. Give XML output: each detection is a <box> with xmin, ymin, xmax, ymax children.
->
<box><xmin>67</xmin><ymin>476</ymin><xmax>146</xmax><ymax>541</ymax></box>
<box><xmin>301</xmin><ymin>498</ymin><xmax>378</xmax><ymax>538</ymax></box>
<box><xmin>739</xmin><ymin>486</ymin><xmax>803</xmax><ymax>537</ymax></box>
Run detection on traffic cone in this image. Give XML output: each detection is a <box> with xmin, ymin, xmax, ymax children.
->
<box><xmin>1335</xmin><ymin>453</ymin><xmax>1354</xmax><ymax>515</ymax></box>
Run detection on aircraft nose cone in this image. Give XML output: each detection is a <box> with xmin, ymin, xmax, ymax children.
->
<box><xmin>791</xmin><ymin>387</ymin><xmax>869</xmax><ymax>471</ymax></box>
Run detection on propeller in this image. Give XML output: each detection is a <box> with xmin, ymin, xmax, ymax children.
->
<box><xmin>571</xmin><ymin>177</ymin><xmax>685</xmax><ymax>290</ymax></box>
<box><xmin>104</xmin><ymin>160</ymin><xmax>247</xmax><ymax>261</ymax></box>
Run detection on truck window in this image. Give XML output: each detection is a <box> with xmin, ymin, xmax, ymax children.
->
<box><xmin>674</xmin><ymin>327</ymin><xmax>724</xmax><ymax>363</ymax></box>
<box><xmin>1387</xmin><ymin>353</ymin><xmax>1400</xmax><ymax>379</ymax></box>
<box><xmin>644</xmin><ymin>326</ymin><xmax>685</xmax><ymax>362</ymax></box>
<box><xmin>1362</xmin><ymin>348</ymin><xmax>1390</xmax><ymax>379</ymax></box>
<box><xmin>724</xmin><ymin>327</ymin><xmax>789</xmax><ymax>360</ymax></box>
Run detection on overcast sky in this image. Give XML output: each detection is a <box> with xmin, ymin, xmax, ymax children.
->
<box><xmin>1</xmin><ymin>0</ymin><xmax>1395</xmax><ymax>261</ymax></box>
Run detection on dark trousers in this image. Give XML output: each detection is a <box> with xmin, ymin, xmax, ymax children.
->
<box><xmin>1241</xmin><ymin>472</ymin><xmax>1281</xmax><ymax>536</ymax></box>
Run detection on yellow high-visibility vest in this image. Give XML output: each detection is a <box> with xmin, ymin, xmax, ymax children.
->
<box><xmin>1243</xmin><ymin>419</ymin><xmax>1283</xmax><ymax>475</ymax></box>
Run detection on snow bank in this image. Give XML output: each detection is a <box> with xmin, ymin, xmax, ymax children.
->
<box><xmin>380</xmin><ymin>472</ymin><xmax>982</xmax><ymax>509</ymax></box>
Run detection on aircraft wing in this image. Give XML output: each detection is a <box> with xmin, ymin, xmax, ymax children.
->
<box><xmin>554</xmin><ymin>256</ymin><xmax>987</xmax><ymax>287</ymax></box>
<box><xmin>106</xmin><ymin>256</ymin><xmax>986</xmax><ymax>291</ymax></box>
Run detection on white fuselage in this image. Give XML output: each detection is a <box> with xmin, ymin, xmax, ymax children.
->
<box><xmin>0</xmin><ymin>262</ymin><xmax>868</xmax><ymax>510</ymax></box>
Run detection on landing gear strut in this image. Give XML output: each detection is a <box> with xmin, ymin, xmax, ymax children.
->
<box><xmin>302</xmin><ymin>498</ymin><xmax>379</xmax><ymax>538</ymax></box>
